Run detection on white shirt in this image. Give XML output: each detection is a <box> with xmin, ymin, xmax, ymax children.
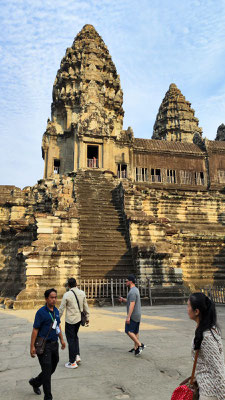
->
<box><xmin>59</xmin><ymin>287</ymin><xmax>90</xmax><ymax>324</ymax></box>
<box><xmin>192</xmin><ymin>328</ymin><xmax>225</xmax><ymax>400</ymax></box>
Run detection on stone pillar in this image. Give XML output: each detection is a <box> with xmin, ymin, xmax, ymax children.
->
<box><xmin>43</xmin><ymin>149</ymin><xmax>48</xmax><ymax>179</ymax></box>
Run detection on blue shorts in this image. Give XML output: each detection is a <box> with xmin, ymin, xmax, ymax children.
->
<box><xmin>125</xmin><ymin>318</ymin><xmax>140</xmax><ymax>334</ymax></box>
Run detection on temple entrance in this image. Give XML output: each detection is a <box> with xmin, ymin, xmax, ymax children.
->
<box><xmin>87</xmin><ymin>145</ymin><xmax>99</xmax><ymax>168</ymax></box>
<box><xmin>117</xmin><ymin>164</ymin><xmax>127</xmax><ymax>178</ymax></box>
<box><xmin>54</xmin><ymin>159</ymin><xmax>60</xmax><ymax>174</ymax></box>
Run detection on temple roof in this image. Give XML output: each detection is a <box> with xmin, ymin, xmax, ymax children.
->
<box><xmin>207</xmin><ymin>140</ymin><xmax>225</xmax><ymax>152</ymax></box>
<box><xmin>51</xmin><ymin>24</ymin><xmax>124</xmax><ymax>137</ymax></box>
<box><xmin>152</xmin><ymin>83</ymin><xmax>202</xmax><ymax>143</ymax></box>
<box><xmin>134</xmin><ymin>138</ymin><xmax>205</xmax><ymax>154</ymax></box>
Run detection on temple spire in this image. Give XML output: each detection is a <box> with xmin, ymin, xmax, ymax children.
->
<box><xmin>50</xmin><ymin>24</ymin><xmax>124</xmax><ymax>137</ymax></box>
<box><xmin>152</xmin><ymin>83</ymin><xmax>202</xmax><ymax>142</ymax></box>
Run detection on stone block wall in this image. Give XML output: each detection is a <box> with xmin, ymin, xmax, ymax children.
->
<box><xmin>0</xmin><ymin>177</ymin><xmax>81</xmax><ymax>308</ymax></box>
<box><xmin>123</xmin><ymin>183</ymin><xmax>225</xmax><ymax>289</ymax></box>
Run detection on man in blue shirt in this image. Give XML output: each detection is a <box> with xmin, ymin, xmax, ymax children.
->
<box><xmin>29</xmin><ymin>288</ymin><xmax>66</xmax><ymax>400</ymax></box>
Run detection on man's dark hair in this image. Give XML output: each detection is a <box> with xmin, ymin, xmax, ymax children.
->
<box><xmin>127</xmin><ymin>274</ymin><xmax>136</xmax><ymax>283</ymax></box>
<box><xmin>67</xmin><ymin>278</ymin><xmax>77</xmax><ymax>288</ymax></box>
<box><xmin>44</xmin><ymin>288</ymin><xmax>57</xmax><ymax>299</ymax></box>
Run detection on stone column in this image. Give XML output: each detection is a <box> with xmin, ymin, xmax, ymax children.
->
<box><xmin>43</xmin><ymin>149</ymin><xmax>48</xmax><ymax>178</ymax></box>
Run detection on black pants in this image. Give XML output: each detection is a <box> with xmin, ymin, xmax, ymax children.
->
<box><xmin>65</xmin><ymin>321</ymin><xmax>81</xmax><ymax>363</ymax></box>
<box><xmin>33</xmin><ymin>341</ymin><xmax>59</xmax><ymax>400</ymax></box>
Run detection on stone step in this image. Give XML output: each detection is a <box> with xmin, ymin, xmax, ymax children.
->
<box><xmin>79</xmin><ymin>217</ymin><xmax>124</xmax><ymax>223</ymax></box>
<box><xmin>81</xmin><ymin>253</ymin><xmax>132</xmax><ymax>260</ymax></box>
<box><xmin>77</xmin><ymin>209</ymin><xmax>122</xmax><ymax>215</ymax></box>
<box><xmin>82</xmin><ymin>249</ymin><xmax>130</xmax><ymax>255</ymax></box>
<box><xmin>79</xmin><ymin>225</ymin><xmax>126</xmax><ymax>231</ymax></box>
<box><xmin>79</xmin><ymin>222</ymin><xmax>125</xmax><ymax>228</ymax></box>
<box><xmin>81</xmin><ymin>261</ymin><xmax>133</xmax><ymax>267</ymax></box>
<box><xmin>81</xmin><ymin>244</ymin><xmax>129</xmax><ymax>251</ymax></box>
<box><xmin>80</xmin><ymin>264</ymin><xmax>133</xmax><ymax>270</ymax></box>
<box><xmin>77</xmin><ymin>202</ymin><xmax>122</xmax><ymax>207</ymax></box>
<box><xmin>80</xmin><ymin>272</ymin><xmax>136</xmax><ymax>279</ymax></box>
<box><xmin>78</xmin><ymin>214</ymin><xmax>124</xmax><ymax>220</ymax></box>
<box><xmin>79</xmin><ymin>236</ymin><xmax>129</xmax><ymax>243</ymax></box>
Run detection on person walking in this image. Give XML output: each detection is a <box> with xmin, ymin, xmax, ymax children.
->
<box><xmin>187</xmin><ymin>292</ymin><xmax>225</xmax><ymax>400</ymax></box>
<box><xmin>59</xmin><ymin>277</ymin><xmax>89</xmax><ymax>369</ymax></box>
<box><xmin>29</xmin><ymin>288</ymin><xmax>66</xmax><ymax>400</ymax></box>
<box><xmin>119</xmin><ymin>274</ymin><xmax>145</xmax><ymax>356</ymax></box>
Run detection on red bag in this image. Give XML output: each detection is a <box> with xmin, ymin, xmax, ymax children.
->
<box><xmin>171</xmin><ymin>384</ymin><xmax>194</xmax><ymax>400</ymax></box>
<box><xmin>171</xmin><ymin>351</ymin><xmax>199</xmax><ymax>400</ymax></box>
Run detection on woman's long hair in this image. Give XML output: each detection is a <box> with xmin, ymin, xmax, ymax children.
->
<box><xmin>189</xmin><ymin>292</ymin><xmax>218</xmax><ymax>350</ymax></box>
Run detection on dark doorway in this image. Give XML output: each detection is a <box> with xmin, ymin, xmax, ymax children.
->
<box><xmin>87</xmin><ymin>145</ymin><xmax>99</xmax><ymax>168</ymax></box>
<box><xmin>117</xmin><ymin>164</ymin><xmax>127</xmax><ymax>178</ymax></box>
<box><xmin>54</xmin><ymin>159</ymin><xmax>60</xmax><ymax>174</ymax></box>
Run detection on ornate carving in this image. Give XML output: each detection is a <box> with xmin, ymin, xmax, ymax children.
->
<box><xmin>215</xmin><ymin>124</ymin><xmax>225</xmax><ymax>141</ymax></box>
<box><xmin>153</xmin><ymin>83</ymin><xmax>202</xmax><ymax>142</ymax></box>
<box><xmin>51</xmin><ymin>24</ymin><xmax>124</xmax><ymax>138</ymax></box>
<box><xmin>193</xmin><ymin>132</ymin><xmax>206</xmax><ymax>151</ymax></box>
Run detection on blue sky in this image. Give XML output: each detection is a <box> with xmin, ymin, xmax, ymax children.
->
<box><xmin>1</xmin><ymin>0</ymin><xmax>225</xmax><ymax>188</ymax></box>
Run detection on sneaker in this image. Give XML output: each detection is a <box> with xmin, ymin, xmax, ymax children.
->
<box><xmin>65</xmin><ymin>361</ymin><xmax>78</xmax><ymax>369</ymax></box>
<box><xmin>135</xmin><ymin>346</ymin><xmax>143</xmax><ymax>356</ymax></box>
<box><xmin>76</xmin><ymin>355</ymin><xmax>81</xmax><ymax>363</ymax></box>
<box><xmin>128</xmin><ymin>348</ymin><xmax>135</xmax><ymax>353</ymax></box>
<box><xmin>140</xmin><ymin>343</ymin><xmax>146</xmax><ymax>350</ymax></box>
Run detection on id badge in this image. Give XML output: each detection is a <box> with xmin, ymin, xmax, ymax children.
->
<box><xmin>56</xmin><ymin>325</ymin><xmax>61</xmax><ymax>335</ymax></box>
<box><xmin>52</xmin><ymin>319</ymin><xmax>57</xmax><ymax>329</ymax></box>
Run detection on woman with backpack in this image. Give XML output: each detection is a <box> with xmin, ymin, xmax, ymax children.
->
<box><xmin>187</xmin><ymin>292</ymin><xmax>225</xmax><ymax>400</ymax></box>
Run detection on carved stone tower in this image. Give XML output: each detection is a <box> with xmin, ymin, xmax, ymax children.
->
<box><xmin>152</xmin><ymin>83</ymin><xmax>202</xmax><ymax>142</ymax></box>
<box><xmin>42</xmin><ymin>24</ymin><xmax>124</xmax><ymax>178</ymax></box>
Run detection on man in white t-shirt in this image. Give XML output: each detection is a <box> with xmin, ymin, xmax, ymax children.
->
<box><xmin>59</xmin><ymin>278</ymin><xmax>89</xmax><ymax>369</ymax></box>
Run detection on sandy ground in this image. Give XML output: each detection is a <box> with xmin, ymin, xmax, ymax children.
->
<box><xmin>0</xmin><ymin>304</ymin><xmax>225</xmax><ymax>400</ymax></box>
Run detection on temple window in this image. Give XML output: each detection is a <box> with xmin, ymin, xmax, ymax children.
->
<box><xmin>195</xmin><ymin>171</ymin><xmax>204</xmax><ymax>185</ymax></box>
<box><xmin>151</xmin><ymin>168</ymin><xmax>161</xmax><ymax>183</ymax></box>
<box><xmin>218</xmin><ymin>170</ymin><xmax>225</xmax><ymax>184</ymax></box>
<box><xmin>180</xmin><ymin>170</ymin><xmax>193</xmax><ymax>185</ymax></box>
<box><xmin>167</xmin><ymin>169</ymin><xmax>176</xmax><ymax>183</ymax></box>
<box><xmin>135</xmin><ymin>168</ymin><xmax>148</xmax><ymax>182</ymax></box>
<box><xmin>54</xmin><ymin>159</ymin><xmax>60</xmax><ymax>174</ymax></box>
<box><xmin>87</xmin><ymin>145</ymin><xmax>99</xmax><ymax>168</ymax></box>
<box><xmin>117</xmin><ymin>164</ymin><xmax>127</xmax><ymax>178</ymax></box>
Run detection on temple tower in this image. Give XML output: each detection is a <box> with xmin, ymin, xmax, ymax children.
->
<box><xmin>215</xmin><ymin>124</ymin><xmax>225</xmax><ymax>141</ymax></box>
<box><xmin>152</xmin><ymin>83</ymin><xmax>202</xmax><ymax>142</ymax></box>
<box><xmin>42</xmin><ymin>24</ymin><xmax>125</xmax><ymax>178</ymax></box>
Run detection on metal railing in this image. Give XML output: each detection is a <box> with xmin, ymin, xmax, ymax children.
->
<box><xmin>200</xmin><ymin>286</ymin><xmax>225</xmax><ymax>304</ymax></box>
<box><xmin>78</xmin><ymin>278</ymin><xmax>150</xmax><ymax>306</ymax></box>
<box><xmin>77</xmin><ymin>278</ymin><xmax>187</xmax><ymax>306</ymax></box>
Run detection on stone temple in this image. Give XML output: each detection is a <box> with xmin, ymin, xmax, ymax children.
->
<box><xmin>1</xmin><ymin>24</ymin><xmax>225</xmax><ymax>308</ymax></box>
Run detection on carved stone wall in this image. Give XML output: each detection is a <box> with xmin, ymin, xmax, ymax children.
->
<box><xmin>123</xmin><ymin>184</ymin><xmax>225</xmax><ymax>289</ymax></box>
<box><xmin>0</xmin><ymin>178</ymin><xmax>81</xmax><ymax>308</ymax></box>
<box><xmin>42</xmin><ymin>24</ymin><xmax>126</xmax><ymax>178</ymax></box>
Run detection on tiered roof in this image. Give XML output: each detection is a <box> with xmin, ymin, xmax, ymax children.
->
<box><xmin>52</xmin><ymin>24</ymin><xmax>124</xmax><ymax>137</ymax></box>
<box><xmin>152</xmin><ymin>83</ymin><xmax>202</xmax><ymax>143</ymax></box>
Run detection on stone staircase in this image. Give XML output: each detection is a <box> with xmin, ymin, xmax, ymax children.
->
<box><xmin>75</xmin><ymin>170</ymin><xmax>135</xmax><ymax>278</ymax></box>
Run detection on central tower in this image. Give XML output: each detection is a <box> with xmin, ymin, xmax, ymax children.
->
<box><xmin>42</xmin><ymin>24</ymin><xmax>125</xmax><ymax>178</ymax></box>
